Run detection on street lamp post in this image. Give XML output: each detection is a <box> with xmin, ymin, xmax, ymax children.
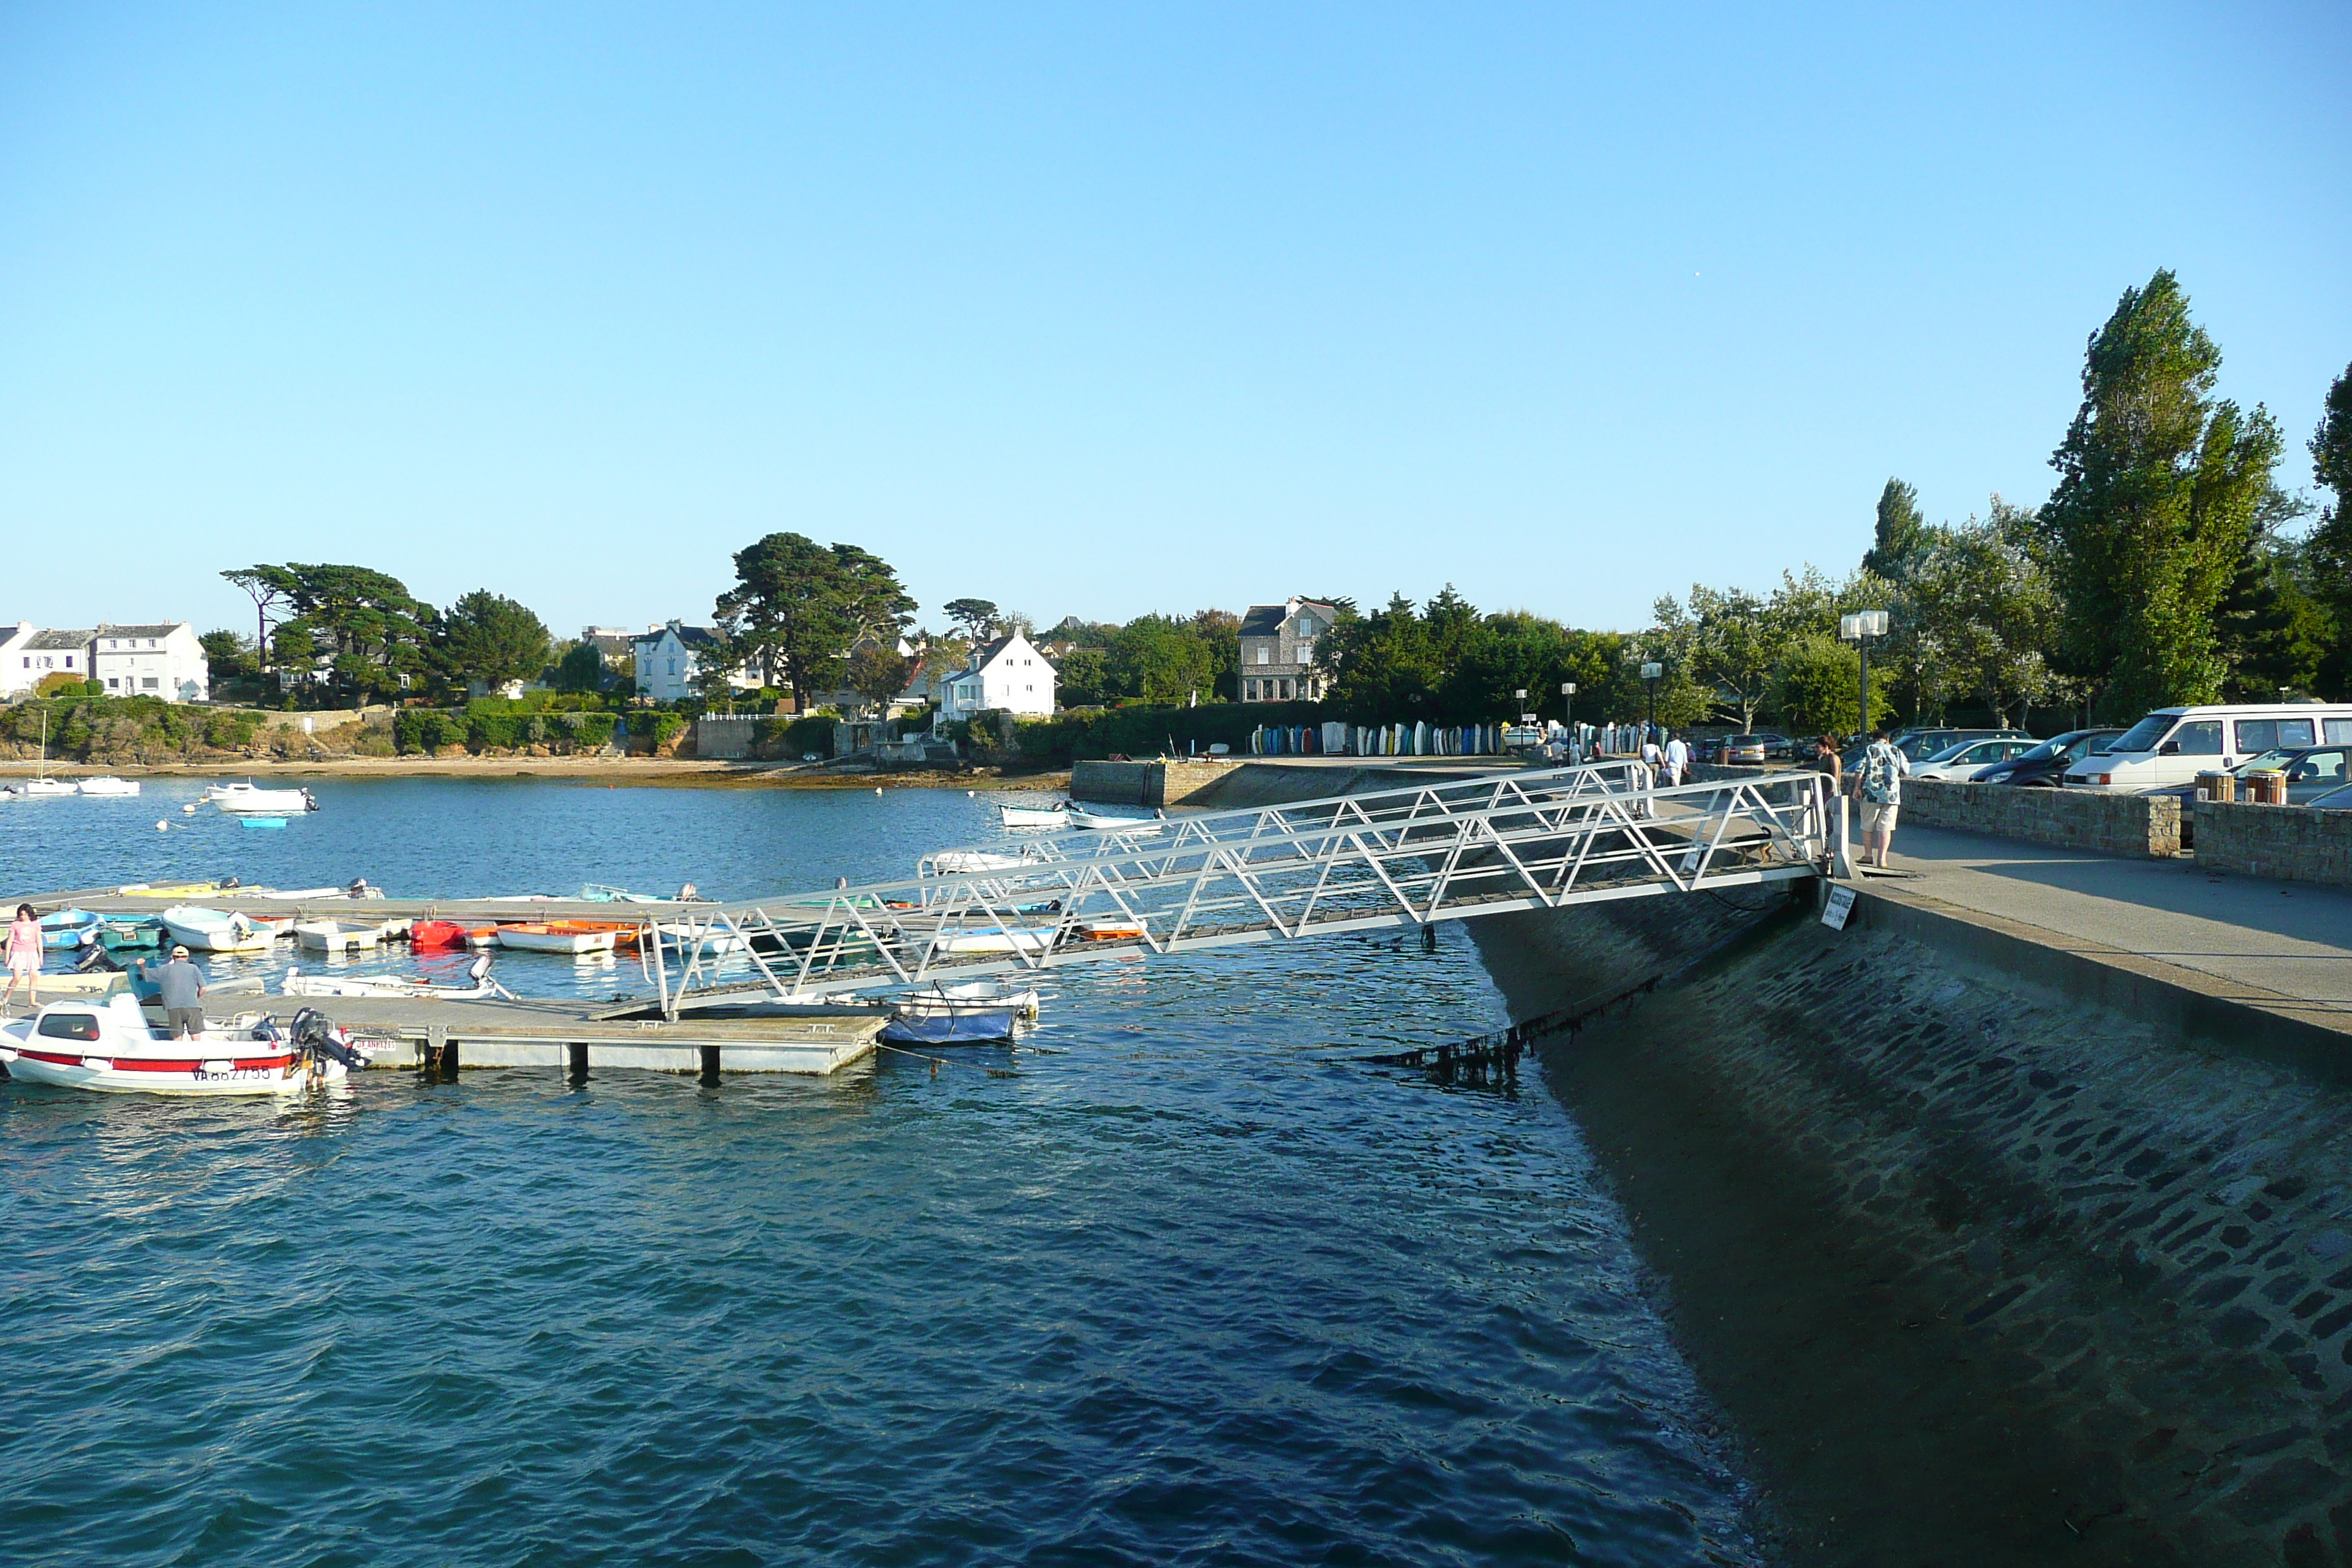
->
<box><xmin>1560</xmin><ymin>681</ymin><xmax>1576</xmax><ymax>736</ymax></box>
<box><xmin>1838</xmin><ymin>611</ymin><xmax>1888</xmax><ymax>741</ymax></box>
<box><xmin>1639</xmin><ymin>662</ymin><xmax>1662</xmax><ymax>741</ymax></box>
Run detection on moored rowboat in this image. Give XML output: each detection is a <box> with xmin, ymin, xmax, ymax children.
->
<box><xmin>496</xmin><ymin>923</ymin><xmax>619</xmax><ymax>954</ymax></box>
<box><xmin>161</xmin><ymin>905</ymin><xmax>277</xmax><ymax>953</ymax></box>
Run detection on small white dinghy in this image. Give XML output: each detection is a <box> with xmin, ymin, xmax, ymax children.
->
<box><xmin>889</xmin><ymin>979</ymin><xmax>1043</xmax><ymax>1019</ymax></box>
<box><xmin>282</xmin><ymin>954</ymin><xmax>512</xmax><ymax>1000</ymax></box>
<box><xmin>161</xmin><ymin>905</ymin><xmax>278</xmax><ymax>953</ymax></box>
<box><xmin>1065</xmin><ymin>807</ymin><xmax>1168</xmax><ymax>833</ymax></box>
<box><xmin>927</xmin><ymin>850</ymin><xmax>1041</xmax><ymax>875</ymax></box>
<box><xmin>295</xmin><ymin>919</ymin><xmax>382</xmax><ymax>953</ymax></box>
<box><xmin>76</xmin><ymin>776</ymin><xmax>140</xmax><ymax>796</ymax></box>
<box><xmin>496</xmin><ymin>923</ymin><xmax>619</xmax><ymax>954</ymax></box>
<box><xmin>0</xmin><ymin>996</ymin><xmax>362</xmax><ymax>1096</ymax></box>
<box><xmin>997</xmin><ymin>802</ymin><xmax>1069</xmax><ymax>829</ymax></box>
<box><xmin>932</xmin><ymin>927</ymin><xmax>1058</xmax><ymax>954</ymax></box>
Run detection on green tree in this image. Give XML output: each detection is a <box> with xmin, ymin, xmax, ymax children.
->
<box><xmin>846</xmin><ymin>644</ymin><xmax>913</xmax><ymax>712</ymax></box>
<box><xmin>221</xmin><ymin>568</ymin><xmax>292</xmax><ymax>671</ymax></box>
<box><xmin>198</xmin><ymin>630</ymin><xmax>254</xmax><ymax>682</ymax></box>
<box><xmin>943</xmin><ymin>598</ymin><xmax>1000</xmax><ymax>639</ymax></box>
<box><xmin>1902</xmin><ymin>501</ymin><xmax>2060</xmax><ymax>726</ymax></box>
<box><xmin>1861</xmin><ymin>479</ymin><xmax>1930</xmax><ymax>581</ymax></box>
<box><xmin>239</xmin><ymin>563</ymin><xmax>434</xmax><ymax>702</ymax></box>
<box><xmin>439</xmin><ymin>590</ymin><xmax>551</xmax><ymax>690</ymax></box>
<box><xmin>2035</xmin><ymin>271</ymin><xmax>2283</xmax><ymax>714</ymax></box>
<box><xmin>716</xmin><ymin>534</ymin><xmax>916</xmax><ymax>709</ymax></box>
<box><xmin>1651</xmin><ymin>584</ymin><xmax>1781</xmax><ymax>730</ymax></box>
<box><xmin>2307</xmin><ymin>361</ymin><xmax>2352</xmax><ymax>697</ymax></box>
<box><xmin>1189</xmin><ymin>608</ymin><xmax>1242</xmax><ymax>701</ymax></box>
<box><xmin>1318</xmin><ymin>594</ymin><xmax>1443</xmax><ymax>722</ymax></box>
<box><xmin>554</xmin><ymin>641</ymin><xmax>610</xmax><ymax>693</ymax></box>
<box><xmin>1104</xmin><ymin>615</ymin><xmax>1214</xmax><ymax>704</ymax></box>
<box><xmin>1053</xmin><ymin>645</ymin><xmax>1109</xmax><ymax>706</ymax></box>
<box><xmin>1772</xmin><ymin>634</ymin><xmax>1891</xmax><ymax>738</ymax></box>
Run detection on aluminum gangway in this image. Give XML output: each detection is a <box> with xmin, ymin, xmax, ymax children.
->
<box><xmin>638</xmin><ymin>761</ymin><xmax>1833</xmax><ymax>1014</ymax></box>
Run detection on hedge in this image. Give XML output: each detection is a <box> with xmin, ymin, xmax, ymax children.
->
<box><xmin>393</xmin><ymin>706</ymin><xmax>619</xmax><ymax>753</ymax></box>
<box><xmin>1007</xmin><ymin>700</ymin><xmax>1331</xmax><ymax>764</ymax></box>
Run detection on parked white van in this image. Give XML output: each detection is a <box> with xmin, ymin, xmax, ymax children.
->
<box><xmin>2063</xmin><ymin>704</ymin><xmax>2352</xmax><ymax>791</ymax></box>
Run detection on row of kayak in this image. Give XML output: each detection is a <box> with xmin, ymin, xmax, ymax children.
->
<box><xmin>35</xmin><ymin>908</ymin><xmax>669</xmax><ymax>958</ymax></box>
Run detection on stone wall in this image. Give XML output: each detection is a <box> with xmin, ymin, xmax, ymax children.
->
<box><xmin>2196</xmin><ymin>800</ymin><xmax>2352</xmax><ymax>889</ymax></box>
<box><xmin>1469</xmin><ymin>889</ymin><xmax>2352</xmax><ymax>1564</ymax></box>
<box><xmin>693</xmin><ymin>716</ymin><xmax>755</xmax><ymax>760</ymax></box>
<box><xmin>1903</xmin><ymin>777</ymin><xmax>2182</xmax><ymax>857</ymax></box>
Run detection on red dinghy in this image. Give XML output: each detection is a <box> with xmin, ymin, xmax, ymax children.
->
<box><xmin>409</xmin><ymin>919</ymin><xmax>470</xmax><ymax>949</ymax></box>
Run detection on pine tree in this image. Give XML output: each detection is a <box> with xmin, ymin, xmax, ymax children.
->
<box><xmin>2307</xmin><ymin>362</ymin><xmax>2352</xmax><ymax>697</ymax></box>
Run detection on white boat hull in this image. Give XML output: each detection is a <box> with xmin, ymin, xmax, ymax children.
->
<box><xmin>77</xmin><ymin>777</ymin><xmax>140</xmax><ymax>796</ymax></box>
<box><xmin>296</xmin><ymin>922</ymin><xmax>381</xmax><ymax>952</ymax></box>
<box><xmin>0</xmin><ymin>1045</ymin><xmax>342</xmax><ymax>1096</ymax></box>
<box><xmin>1066</xmin><ymin>810</ymin><xmax>1165</xmax><ymax>833</ymax></box>
<box><xmin>497</xmin><ymin>928</ymin><xmax>618</xmax><ymax>954</ymax></box>
<box><xmin>12</xmin><ymin>779</ymin><xmax>79</xmax><ymax>797</ymax></box>
<box><xmin>893</xmin><ymin>983</ymin><xmax>1042</xmax><ymax>1018</ymax></box>
<box><xmin>218</xmin><ymin>796</ymin><xmax>310</xmax><ymax>815</ymax></box>
<box><xmin>997</xmin><ymin>804</ymin><xmax>1068</xmax><ymax>829</ymax></box>
<box><xmin>933</xmin><ymin>929</ymin><xmax>1057</xmax><ymax>954</ymax></box>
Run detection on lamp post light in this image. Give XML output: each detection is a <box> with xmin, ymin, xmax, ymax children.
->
<box><xmin>1514</xmin><ymin>687</ymin><xmax>1534</xmax><ymax>725</ymax></box>
<box><xmin>1639</xmin><ymin>662</ymin><xmax>1662</xmax><ymax>739</ymax></box>
<box><xmin>1561</xmin><ymin>681</ymin><xmax>1576</xmax><ymax>735</ymax></box>
<box><xmin>1837</xmin><ymin>611</ymin><xmax>1888</xmax><ymax>742</ymax></box>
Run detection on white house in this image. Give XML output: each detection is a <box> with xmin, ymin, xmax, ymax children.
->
<box><xmin>632</xmin><ymin>621</ymin><xmax>762</xmax><ymax>703</ymax></box>
<box><xmin>17</xmin><ymin>629</ymin><xmax>94</xmax><ymax>693</ymax></box>
<box><xmin>0</xmin><ymin>625</ymin><xmax>42</xmax><ymax>697</ymax></box>
<box><xmin>938</xmin><ymin>630</ymin><xmax>1058</xmax><ymax>723</ymax></box>
<box><xmin>93</xmin><ymin>623</ymin><xmax>209</xmax><ymax>704</ymax></box>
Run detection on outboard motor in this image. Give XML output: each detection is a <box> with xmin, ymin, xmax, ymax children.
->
<box><xmin>292</xmin><ymin>1006</ymin><xmax>365</xmax><ymax>1069</ymax></box>
<box><xmin>303</xmin><ymin>789</ymin><xmax>321</xmax><ymax>813</ymax></box>
<box><xmin>74</xmin><ymin>943</ymin><xmax>121</xmax><ymax>974</ymax></box>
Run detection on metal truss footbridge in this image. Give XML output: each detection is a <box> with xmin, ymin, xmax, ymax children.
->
<box><xmin>642</xmin><ymin>761</ymin><xmax>1832</xmax><ymax>1014</ymax></box>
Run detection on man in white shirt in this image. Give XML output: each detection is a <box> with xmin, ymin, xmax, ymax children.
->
<box><xmin>1664</xmin><ymin>733</ymin><xmax>1690</xmax><ymax>785</ymax></box>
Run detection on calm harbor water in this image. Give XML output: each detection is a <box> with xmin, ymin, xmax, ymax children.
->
<box><xmin>0</xmin><ymin>780</ymin><xmax>1758</xmax><ymax>1565</ymax></box>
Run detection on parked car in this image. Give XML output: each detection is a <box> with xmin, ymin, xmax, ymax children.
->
<box><xmin>2310</xmin><ymin>782</ymin><xmax>2352</xmax><ymax>810</ymax></box>
<box><xmin>1969</xmin><ymin>728</ymin><xmax>2125</xmax><ymax>788</ymax></box>
<box><xmin>1910</xmin><ymin>736</ymin><xmax>2042</xmax><ymax>781</ymax></box>
<box><xmin>1841</xmin><ymin>727</ymin><xmax>2032</xmax><ymax>772</ymax></box>
<box><xmin>2063</xmin><ymin>704</ymin><xmax>2352</xmax><ymax>791</ymax></box>
<box><xmin>1719</xmin><ymin>733</ymin><xmax>1793</xmax><ymax>764</ymax></box>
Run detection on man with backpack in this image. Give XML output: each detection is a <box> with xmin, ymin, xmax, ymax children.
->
<box><xmin>1850</xmin><ymin>728</ymin><xmax>1909</xmax><ymax>869</ymax></box>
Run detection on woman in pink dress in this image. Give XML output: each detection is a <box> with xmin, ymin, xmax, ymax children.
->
<box><xmin>3</xmin><ymin>903</ymin><xmax>43</xmax><ymax>1011</ymax></box>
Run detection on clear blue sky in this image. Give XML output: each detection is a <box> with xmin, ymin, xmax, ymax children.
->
<box><xmin>3</xmin><ymin>3</ymin><xmax>2346</xmax><ymax>642</ymax></box>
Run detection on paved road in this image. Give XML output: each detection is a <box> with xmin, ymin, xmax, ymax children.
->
<box><xmin>1877</xmin><ymin>823</ymin><xmax>2352</xmax><ymax>1017</ymax></box>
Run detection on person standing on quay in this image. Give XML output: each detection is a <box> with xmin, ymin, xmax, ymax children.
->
<box><xmin>1810</xmin><ymin>735</ymin><xmax>1842</xmax><ymax>785</ymax></box>
<box><xmin>1663</xmin><ymin>731</ymin><xmax>1689</xmax><ymax>786</ymax></box>
<box><xmin>1852</xmin><ymin>728</ymin><xmax>1908</xmax><ymax>869</ymax></box>
<box><xmin>3</xmin><ymin>904</ymin><xmax>43</xmax><ymax>1011</ymax></box>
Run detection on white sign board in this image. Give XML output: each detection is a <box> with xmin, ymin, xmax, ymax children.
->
<box><xmin>1821</xmin><ymin>885</ymin><xmax>1856</xmax><ymax>930</ymax></box>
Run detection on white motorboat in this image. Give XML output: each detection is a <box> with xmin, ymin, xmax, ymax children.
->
<box><xmin>216</xmin><ymin>785</ymin><xmax>317</xmax><ymax>815</ymax></box>
<box><xmin>76</xmin><ymin>776</ymin><xmax>140</xmax><ymax>796</ymax></box>
<box><xmin>281</xmin><ymin>954</ymin><xmax>512</xmax><ymax>1000</ymax></box>
<box><xmin>160</xmin><ymin>905</ymin><xmax>278</xmax><ymax>953</ymax></box>
<box><xmin>0</xmin><ymin>996</ymin><xmax>361</xmax><ymax>1096</ymax></box>
<box><xmin>997</xmin><ymin>802</ymin><xmax>1069</xmax><ymax>829</ymax></box>
<box><xmin>889</xmin><ymin>979</ymin><xmax>1043</xmax><ymax>1019</ymax></box>
<box><xmin>652</xmin><ymin>922</ymin><xmax>749</xmax><ymax>954</ymax></box>
<box><xmin>295</xmin><ymin>919</ymin><xmax>382</xmax><ymax>953</ymax></box>
<box><xmin>1065</xmin><ymin>807</ymin><xmax>1167</xmax><ymax>833</ymax></box>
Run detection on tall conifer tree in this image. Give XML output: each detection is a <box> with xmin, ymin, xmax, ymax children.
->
<box><xmin>2035</xmin><ymin>271</ymin><xmax>2280</xmax><ymax>713</ymax></box>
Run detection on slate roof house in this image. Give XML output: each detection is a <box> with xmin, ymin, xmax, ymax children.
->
<box><xmin>1237</xmin><ymin>598</ymin><xmax>1336</xmax><ymax>703</ymax></box>
<box><xmin>938</xmin><ymin>630</ymin><xmax>1058</xmax><ymax>723</ymax></box>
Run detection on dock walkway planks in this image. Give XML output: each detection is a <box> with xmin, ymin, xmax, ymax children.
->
<box><xmin>314</xmin><ymin>993</ymin><xmax>889</xmax><ymax>1075</ymax></box>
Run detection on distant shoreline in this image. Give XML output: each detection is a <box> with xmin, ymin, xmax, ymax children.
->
<box><xmin>0</xmin><ymin>757</ymin><xmax>1072</xmax><ymax>791</ymax></box>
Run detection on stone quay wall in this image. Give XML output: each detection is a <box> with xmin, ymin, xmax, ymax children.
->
<box><xmin>1068</xmin><ymin>758</ymin><xmax>1245</xmax><ymax>807</ymax></box>
<box><xmin>1469</xmin><ymin>886</ymin><xmax>2352</xmax><ymax>1565</ymax></box>
<box><xmin>1901</xmin><ymin>777</ymin><xmax>2182</xmax><ymax>857</ymax></box>
<box><xmin>2196</xmin><ymin>800</ymin><xmax>2352</xmax><ymax>889</ymax></box>
<box><xmin>693</xmin><ymin>716</ymin><xmax>756</xmax><ymax>760</ymax></box>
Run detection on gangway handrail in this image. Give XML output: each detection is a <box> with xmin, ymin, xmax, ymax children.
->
<box><xmin>638</xmin><ymin>764</ymin><xmax>1831</xmax><ymax>1015</ymax></box>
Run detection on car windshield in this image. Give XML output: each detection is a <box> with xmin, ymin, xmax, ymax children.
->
<box><xmin>2231</xmin><ymin>749</ymin><xmax>2299</xmax><ymax>775</ymax></box>
<box><xmin>2016</xmin><ymin>736</ymin><xmax>2070</xmax><ymax>761</ymax></box>
<box><xmin>2313</xmin><ymin>783</ymin><xmax>2352</xmax><ymax>810</ymax></box>
<box><xmin>1921</xmin><ymin>739</ymin><xmax>1976</xmax><ymax>764</ymax></box>
<box><xmin>2108</xmin><ymin>714</ymin><xmax>2174</xmax><ymax>754</ymax></box>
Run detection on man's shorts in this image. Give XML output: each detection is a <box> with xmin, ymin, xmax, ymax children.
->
<box><xmin>1860</xmin><ymin>801</ymin><xmax>1899</xmax><ymax>834</ymax></box>
<box><xmin>167</xmin><ymin>1006</ymin><xmax>205</xmax><ymax>1039</ymax></box>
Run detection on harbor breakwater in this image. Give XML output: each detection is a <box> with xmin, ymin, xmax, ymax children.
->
<box><xmin>1164</xmin><ymin>758</ymin><xmax>2352</xmax><ymax>1561</ymax></box>
<box><xmin>1471</xmin><ymin>889</ymin><xmax>2352</xmax><ymax>1567</ymax></box>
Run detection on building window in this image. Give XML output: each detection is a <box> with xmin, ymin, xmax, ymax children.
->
<box><xmin>142</xmin><ymin>677</ymin><xmax>159</xmax><ymax>690</ymax></box>
<box><xmin>64</xmin><ymin>657</ymin><xmax>73</xmax><ymax>668</ymax></box>
<box><xmin>107</xmin><ymin>678</ymin><xmax>119</xmax><ymax>689</ymax></box>
<box><xmin>1256</xmin><ymin>646</ymin><xmax>1270</xmax><ymax>665</ymax></box>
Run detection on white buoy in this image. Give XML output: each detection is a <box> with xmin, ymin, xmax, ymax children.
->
<box><xmin>967</xmin><ymin>790</ymin><xmax>975</xmax><ymax>796</ymax></box>
<box><xmin>875</xmin><ymin>787</ymin><xmax>883</xmax><ymax>795</ymax></box>
<box><xmin>155</xmin><ymin>820</ymin><xmax>169</xmax><ymax>832</ymax></box>
<box><xmin>181</xmin><ymin>803</ymin><xmax>196</xmax><ymax>815</ymax></box>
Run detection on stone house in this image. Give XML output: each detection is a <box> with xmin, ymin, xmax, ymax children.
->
<box><xmin>1237</xmin><ymin>598</ymin><xmax>1336</xmax><ymax>703</ymax></box>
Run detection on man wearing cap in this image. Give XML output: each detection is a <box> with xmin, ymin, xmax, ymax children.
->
<box><xmin>146</xmin><ymin>945</ymin><xmax>208</xmax><ymax>1039</ymax></box>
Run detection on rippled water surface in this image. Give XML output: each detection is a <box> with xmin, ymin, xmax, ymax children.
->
<box><xmin>1</xmin><ymin>780</ymin><xmax>1755</xmax><ymax>1565</ymax></box>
